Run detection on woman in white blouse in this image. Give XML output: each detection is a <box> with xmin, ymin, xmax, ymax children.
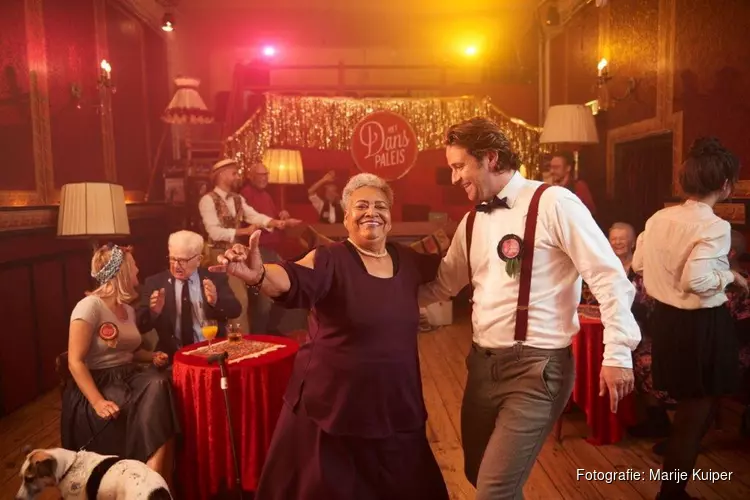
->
<box><xmin>633</xmin><ymin>138</ymin><xmax>747</xmax><ymax>499</ymax></box>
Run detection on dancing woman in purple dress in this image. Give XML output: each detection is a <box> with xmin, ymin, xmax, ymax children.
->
<box><xmin>211</xmin><ymin>173</ymin><xmax>449</xmax><ymax>500</ymax></box>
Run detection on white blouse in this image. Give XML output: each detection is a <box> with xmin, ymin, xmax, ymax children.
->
<box><xmin>632</xmin><ymin>200</ymin><xmax>735</xmax><ymax>310</ymax></box>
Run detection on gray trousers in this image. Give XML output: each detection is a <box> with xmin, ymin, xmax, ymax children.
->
<box><xmin>461</xmin><ymin>343</ymin><xmax>575</xmax><ymax>500</ymax></box>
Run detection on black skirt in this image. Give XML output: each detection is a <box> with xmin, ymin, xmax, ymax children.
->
<box><xmin>255</xmin><ymin>402</ymin><xmax>449</xmax><ymax>500</ymax></box>
<box><xmin>650</xmin><ymin>300</ymin><xmax>739</xmax><ymax>400</ymax></box>
<box><xmin>61</xmin><ymin>364</ymin><xmax>180</xmax><ymax>463</ymax></box>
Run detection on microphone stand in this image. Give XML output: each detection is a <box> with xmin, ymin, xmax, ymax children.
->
<box><xmin>207</xmin><ymin>351</ymin><xmax>243</xmax><ymax>500</ymax></box>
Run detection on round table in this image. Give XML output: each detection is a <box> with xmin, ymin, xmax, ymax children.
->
<box><xmin>172</xmin><ymin>334</ymin><xmax>299</xmax><ymax>499</ymax></box>
<box><xmin>571</xmin><ymin>316</ymin><xmax>638</xmax><ymax>445</ymax></box>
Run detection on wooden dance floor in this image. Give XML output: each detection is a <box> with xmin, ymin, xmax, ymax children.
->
<box><xmin>1</xmin><ymin>316</ymin><xmax>749</xmax><ymax>499</ymax></box>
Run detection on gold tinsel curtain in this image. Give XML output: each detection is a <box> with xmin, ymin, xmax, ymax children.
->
<box><xmin>224</xmin><ymin>94</ymin><xmax>551</xmax><ymax>178</ymax></box>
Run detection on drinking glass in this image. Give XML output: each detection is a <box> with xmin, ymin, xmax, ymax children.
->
<box><xmin>227</xmin><ymin>323</ymin><xmax>242</xmax><ymax>343</ymax></box>
<box><xmin>201</xmin><ymin>319</ymin><xmax>218</xmax><ymax>350</ymax></box>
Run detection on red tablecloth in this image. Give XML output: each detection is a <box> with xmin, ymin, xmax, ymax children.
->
<box><xmin>571</xmin><ymin>317</ymin><xmax>638</xmax><ymax>445</ymax></box>
<box><xmin>172</xmin><ymin>334</ymin><xmax>299</xmax><ymax>499</ymax></box>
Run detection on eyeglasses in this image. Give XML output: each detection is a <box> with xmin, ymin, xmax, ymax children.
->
<box><xmin>168</xmin><ymin>254</ymin><xmax>200</xmax><ymax>267</ymax></box>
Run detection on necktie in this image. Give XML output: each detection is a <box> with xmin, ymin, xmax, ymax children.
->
<box><xmin>180</xmin><ymin>279</ymin><xmax>194</xmax><ymax>348</ymax></box>
<box><xmin>475</xmin><ymin>197</ymin><xmax>510</xmax><ymax>213</ymax></box>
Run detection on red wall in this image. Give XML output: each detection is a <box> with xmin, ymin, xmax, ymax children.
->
<box><xmin>549</xmin><ymin>0</ymin><xmax>750</xmax><ymax>231</ymax></box>
<box><xmin>272</xmin><ymin>148</ymin><xmax>471</xmax><ymax>224</ymax></box>
<box><xmin>0</xmin><ymin>0</ymin><xmax>172</xmax><ymax>415</ymax></box>
<box><xmin>0</xmin><ymin>0</ymin><xmax>37</xmax><ymax>191</ymax></box>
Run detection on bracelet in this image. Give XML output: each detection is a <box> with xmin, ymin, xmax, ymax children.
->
<box><xmin>247</xmin><ymin>265</ymin><xmax>266</xmax><ymax>293</ymax></box>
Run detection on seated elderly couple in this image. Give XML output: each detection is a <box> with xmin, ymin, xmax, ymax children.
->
<box><xmin>61</xmin><ymin>230</ymin><xmax>242</xmax><ymax>492</ymax></box>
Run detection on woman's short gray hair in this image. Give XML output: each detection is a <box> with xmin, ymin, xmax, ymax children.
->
<box><xmin>168</xmin><ymin>230</ymin><xmax>205</xmax><ymax>256</ymax></box>
<box><xmin>342</xmin><ymin>173</ymin><xmax>394</xmax><ymax>209</ymax></box>
<box><xmin>608</xmin><ymin>222</ymin><xmax>635</xmax><ymax>240</ymax></box>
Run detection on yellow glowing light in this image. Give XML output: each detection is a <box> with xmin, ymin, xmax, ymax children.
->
<box><xmin>464</xmin><ymin>46</ymin><xmax>478</xmax><ymax>56</ymax></box>
<box><xmin>162</xmin><ymin>21</ymin><xmax>173</xmax><ymax>32</ymax></box>
<box><xmin>100</xmin><ymin>59</ymin><xmax>111</xmax><ymax>74</ymax></box>
<box><xmin>597</xmin><ymin>58</ymin><xmax>608</xmax><ymax>72</ymax></box>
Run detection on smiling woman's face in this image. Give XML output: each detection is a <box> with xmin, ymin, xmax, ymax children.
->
<box><xmin>344</xmin><ymin>186</ymin><xmax>392</xmax><ymax>245</ymax></box>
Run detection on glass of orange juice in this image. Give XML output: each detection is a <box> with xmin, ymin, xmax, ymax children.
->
<box><xmin>201</xmin><ymin>319</ymin><xmax>218</xmax><ymax>350</ymax></box>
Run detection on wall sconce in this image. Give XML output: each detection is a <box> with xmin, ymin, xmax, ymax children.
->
<box><xmin>161</xmin><ymin>13</ymin><xmax>174</xmax><ymax>32</ymax></box>
<box><xmin>70</xmin><ymin>59</ymin><xmax>115</xmax><ymax>111</ymax></box>
<box><xmin>596</xmin><ymin>58</ymin><xmax>637</xmax><ymax>111</ymax></box>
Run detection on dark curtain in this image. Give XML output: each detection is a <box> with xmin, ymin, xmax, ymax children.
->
<box><xmin>612</xmin><ymin>133</ymin><xmax>674</xmax><ymax>233</ymax></box>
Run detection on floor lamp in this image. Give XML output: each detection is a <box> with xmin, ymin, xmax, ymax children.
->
<box><xmin>539</xmin><ymin>104</ymin><xmax>599</xmax><ymax>179</ymax></box>
<box><xmin>262</xmin><ymin>149</ymin><xmax>305</xmax><ymax>211</ymax></box>
<box><xmin>145</xmin><ymin>76</ymin><xmax>214</xmax><ymax>201</ymax></box>
<box><xmin>57</xmin><ymin>182</ymin><xmax>131</xmax><ymax>250</ymax></box>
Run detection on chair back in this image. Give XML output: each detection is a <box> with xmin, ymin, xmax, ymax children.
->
<box><xmin>55</xmin><ymin>352</ymin><xmax>71</xmax><ymax>394</ymax></box>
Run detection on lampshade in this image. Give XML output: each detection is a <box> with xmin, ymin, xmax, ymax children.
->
<box><xmin>262</xmin><ymin>149</ymin><xmax>305</xmax><ymax>185</ymax></box>
<box><xmin>57</xmin><ymin>183</ymin><xmax>130</xmax><ymax>238</ymax></box>
<box><xmin>162</xmin><ymin>76</ymin><xmax>214</xmax><ymax>125</ymax></box>
<box><xmin>539</xmin><ymin>104</ymin><xmax>599</xmax><ymax>145</ymax></box>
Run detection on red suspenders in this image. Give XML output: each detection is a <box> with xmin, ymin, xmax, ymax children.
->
<box><xmin>464</xmin><ymin>184</ymin><xmax>550</xmax><ymax>342</ymax></box>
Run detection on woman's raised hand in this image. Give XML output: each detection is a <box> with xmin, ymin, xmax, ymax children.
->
<box><xmin>209</xmin><ymin>230</ymin><xmax>265</xmax><ymax>285</ymax></box>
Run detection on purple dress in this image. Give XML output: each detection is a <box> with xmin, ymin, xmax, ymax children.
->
<box><xmin>255</xmin><ymin>241</ymin><xmax>449</xmax><ymax>500</ymax></box>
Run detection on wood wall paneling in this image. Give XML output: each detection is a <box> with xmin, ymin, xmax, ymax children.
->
<box><xmin>32</xmin><ymin>259</ymin><xmax>69</xmax><ymax>393</ymax></box>
<box><xmin>0</xmin><ymin>267</ymin><xmax>38</xmax><ymax>415</ymax></box>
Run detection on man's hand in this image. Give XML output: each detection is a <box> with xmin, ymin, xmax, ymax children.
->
<box><xmin>236</xmin><ymin>224</ymin><xmax>259</xmax><ymax>237</ymax></box>
<box><xmin>283</xmin><ymin>218</ymin><xmax>302</xmax><ymax>228</ymax></box>
<box><xmin>324</xmin><ymin>170</ymin><xmax>336</xmax><ymax>182</ymax></box>
<box><xmin>268</xmin><ymin>219</ymin><xmax>286</xmax><ymax>230</ymax></box>
<box><xmin>203</xmin><ymin>279</ymin><xmax>217</xmax><ymax>306</ymax></box>
<box><xmin>279</xmin><ymin>210</ymin><xmax>291</xmax><ymax>220</ymax></box>
<box><xmin>149</xmin><ymin>288</ymin><xmax>165</xmax><ymax>315</ymax></box>
<box><xmin>599</xmin><ymin>365</ymin><xmax>634</xmax><ymax>413</ymax></box>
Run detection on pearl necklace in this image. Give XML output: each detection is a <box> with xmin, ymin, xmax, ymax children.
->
<box><xmin>347</xmin><ymin>238</ymin><xmax>388</xmax><ymax>258</ymax></box>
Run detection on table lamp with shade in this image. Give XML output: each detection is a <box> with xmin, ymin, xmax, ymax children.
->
<box><xmin>539</xmin><ymin>104</ymin><xmax>599</xmax><ymax>178</ymax></box>
<box><xmin>57</xmin><ymin>182</ymin><xmax>130</xmax><ymax>250</ymax></box>
<box><xmin>262</xmin><ymin>149</ymin><xmax>305</xmax><ymax>211</ymax></box>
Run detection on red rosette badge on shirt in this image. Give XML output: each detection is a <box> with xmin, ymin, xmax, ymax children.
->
<box><xmin>498</xmin><ymin>235</ymin><xmax>523</xmax><ymax>278</ymax></box>
<box><xmin>350</xmin><ymin>110</ymin><xmax>419</xmax><ymax>181</ymax></box>
<box><xmin>98</xmin><ymin>322</ymin><xmax>120</xmax><ymax>348</ymax></box>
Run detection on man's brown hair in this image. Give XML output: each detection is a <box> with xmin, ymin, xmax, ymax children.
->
<box><xmin>679</xmin><ymin>137</ymin><xmax>740</xmax><ymax>197</ymax></box>
<box><xmin>445</xmin><ymin>117</ymin><xmax>520</xmax><ymax>171</ymax></box>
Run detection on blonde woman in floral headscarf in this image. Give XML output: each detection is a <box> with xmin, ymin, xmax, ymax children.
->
<box><xmin>61</xmin><ymin>244</ymin><xmax>180</xmax><ymax>491</ymax></box>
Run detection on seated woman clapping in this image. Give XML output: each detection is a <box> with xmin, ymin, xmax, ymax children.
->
<box><xmin>61</xmin><ymin>244</ymin><xmax>180</xmax><ymax>489</ymax></box>
<box><xmin>211</xmin><ymin>173</ymin><xmax>449</xmax><ymax>500</ymax></box>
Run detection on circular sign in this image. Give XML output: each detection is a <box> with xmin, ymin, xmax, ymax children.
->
<box><xmin>350</xmin><ymin>111</ymin><xmax>419</xmax><ymax>181</ymax></box>
<box><xmin>497</xmin><ymin>235</ymin><xmax>523</xmax><ymax>262</ymax></box>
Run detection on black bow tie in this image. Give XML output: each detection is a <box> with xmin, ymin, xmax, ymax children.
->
<box><xmin>476</xmin><ymin>197</ymin><xmax>509</xmax><ymax>213</ymax></box>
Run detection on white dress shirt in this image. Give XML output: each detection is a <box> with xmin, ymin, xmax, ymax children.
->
<box><xmin>309</xmin><ymin>193</ymin><xmax>345</xmax><ymax>223</ymax></box>
<box><xmin>632</xmin><ymin>200</ymin><xmax>734</xmax><ymax>310</ymax></box>
<box><xmin>198</xmin><ymin>187</ymin><xmax>273</xmax><ymax>243</ymax></box>
<box><xmin>419</xmin><ymin>172</ymin><xmax>641</xmax><ymax>368</ymax></box>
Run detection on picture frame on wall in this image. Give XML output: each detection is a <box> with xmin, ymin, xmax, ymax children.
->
<box><xmin>164</xmin><ymin>177</ymin><xmax>185</xmax><ymax>205</ymax></box>
<box><xmin>733</xmin><ymin>180</ymin><xmax>750</xmax><ymax>199</ymax></box>
<box><xmin>664</xmin><ymin>201</ymin><xmax>747</xmax><ymax>226</ymax></box>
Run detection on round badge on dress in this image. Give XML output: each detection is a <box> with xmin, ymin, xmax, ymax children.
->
<box><xmin>497</xmin><ymin>234</ymin><xmax>523</xmax><ymax>262</ymax></box>
<box><xmin>98</xmin><ymin>322</ymin><xmax>120</xmax><ymax>348</ymax></box>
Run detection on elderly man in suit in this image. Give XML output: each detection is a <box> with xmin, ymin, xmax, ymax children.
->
<box><xmin>136</xmin><ymin>230</ymin><xmax>241</xmax><ymax>360</ymax></box>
